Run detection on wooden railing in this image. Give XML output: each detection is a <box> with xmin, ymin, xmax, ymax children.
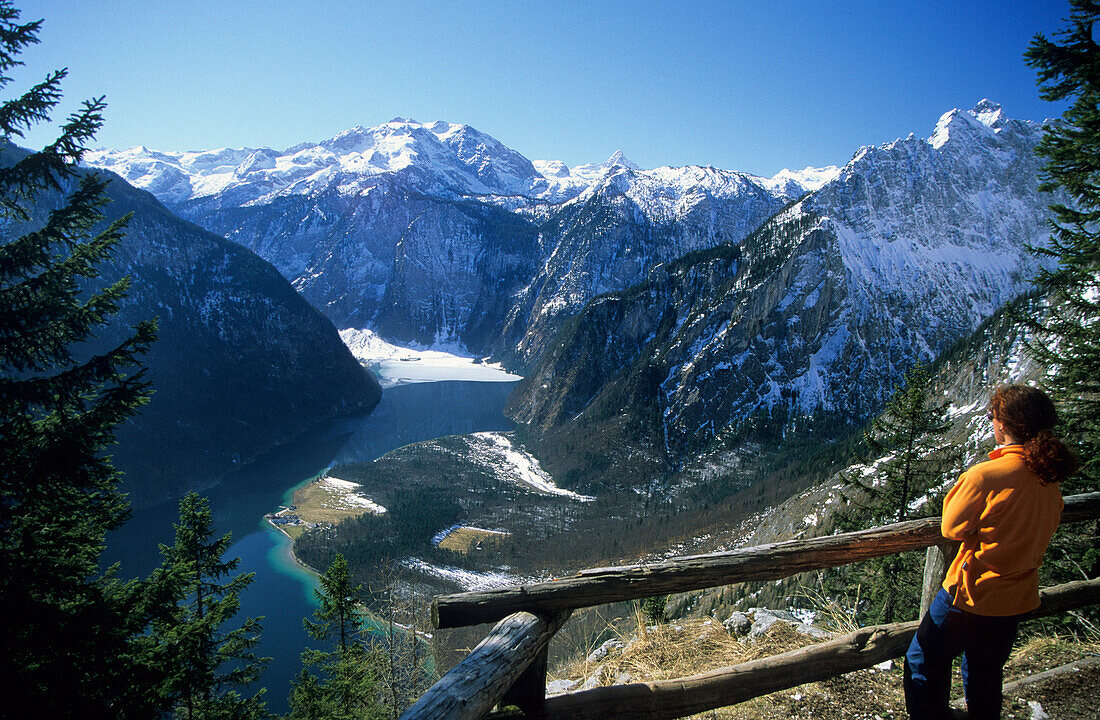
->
<box><xmin>399</xmin><ymin>492</ymin><xmax>1100</xmax><ymax>720</ymax></box>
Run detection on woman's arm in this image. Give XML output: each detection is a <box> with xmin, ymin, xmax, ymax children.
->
<box><xmin>941</xmin><ymin>471</ymin><xmax>984</xmax><ymax>540</ymax></box>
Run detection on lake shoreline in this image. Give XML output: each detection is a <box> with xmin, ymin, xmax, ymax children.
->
<box><xmin>248</xmin><ymin>361</ymin><xmax>521</xmax><ymax>701</ymax></box>
<box><xmin>267</xmin><ymin>511</ymin><xmax>435</xmax><ymax>642</ymax></box>
<box><xmin>265</xmin><ymin>518</ymin><xmax>317</xmax><ymax>574</ymax></box>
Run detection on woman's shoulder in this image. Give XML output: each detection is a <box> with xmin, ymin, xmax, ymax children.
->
<box><xmin>962</xmin><ymin>446</ymin><xmax>1030</xmax><ymax>485</ymax></box>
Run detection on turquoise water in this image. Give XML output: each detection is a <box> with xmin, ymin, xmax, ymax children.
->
<box><xmin>104</xmin><ymin>379</ymin><xmax>517</xmax><ymax>713</ymax></box>
<box><xmin>264</xmin><ymin>521</ymin><xmax>321</xmax><ymax>605</ymax></box>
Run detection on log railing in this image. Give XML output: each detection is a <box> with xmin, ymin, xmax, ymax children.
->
<box><xmin>400</xmin><ymin>492</ymin><xmax>1100</xmax><ymax>720</ymax></box>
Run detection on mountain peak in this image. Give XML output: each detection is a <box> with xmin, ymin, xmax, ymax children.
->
<box><xmin>928</xmin><ymin>100</ymin><xmax>1008</xmax><ymax>150</ymax></box>
<box><xmin>971</xmin><ymin>99</ymin><xmax>1006</xmax><ymax>130</ymax></box>
<box><xmin>568</xmin><ymin>150</ymin><xmax>643</xmax><ymax>182</ymax></box>
<box><xmin>765</xmin><ymin>165</ymin><xmax>841</xmax><ymax>196</ymax></box>
<box><xmin>607</xmin><ymin>150</ymin><xmax>640</xmax><ymax>170</ymax></box>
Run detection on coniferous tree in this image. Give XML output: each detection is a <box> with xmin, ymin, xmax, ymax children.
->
<box><xmin>288</xmin><ymin>554</ymin><xmax>386</xmax><ymax>720</ymax></box>
<box><xmin>0</xmin><ymin>4</ymin><xmax>174</xmax><ymax>716</ymax></box>
<box><xmin>1024</xmin><ymin>0</ymin><xmax>1100</xmax><ymax>587</ymax></box>
<box><xmin>1025</xmin><ymin>0</ymin><xmax>1100</xmax><ymax>492</ymax></box>
<box><xmin>832</xmin><ymin>363</ymin><xmax>956</xmax><ymax>624</ymax></box>
<box><xmin>160</xmin><ymin>492</ymin><xmax>269</xmax><ymax>720</ymax></box>
<box><xmin>305</xmin><ymin>554</ymin><xmax>362</xmax><ymax>654</ymax></box>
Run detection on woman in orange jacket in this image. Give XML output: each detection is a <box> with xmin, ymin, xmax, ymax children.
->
<box><xmin>903</xmin><ymin>385</ymin><xmax>1077</xmax><ymax>720</ymax></box>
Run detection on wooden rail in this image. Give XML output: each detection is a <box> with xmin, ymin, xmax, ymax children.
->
<box><xmin>401</xmin><ymin>492</ymin><xmax>1100</xmax><ymax>720</ymax></box>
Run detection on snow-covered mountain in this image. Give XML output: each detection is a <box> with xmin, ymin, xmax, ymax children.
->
<box><xmin>506</xmin><ymin>163</ymin><xmax>793</xmax><ymax>363</ymax></box>
<box><xmin>86</xmin><ymin>119</ymin><xmax>549</xmax><ymax>205</ymax></box>
<box><xmin>86</xmin><ymin>121</ymin><xmax>824</xmax><ymax>209</ymax></box>
<box><xmin>506</xmin><ymin>100</ymin><xmax>1060</xmax><ymax>492</ymax></box>
<box><xmin>759</xmin><ymin>165</ymin><xmax>841</xmax><ymax>197</ymax></box>
<box><xmin>85</xmin><ymin>119</ymin><xmax>813</xmax><ymax>356</ymax></box>
<box><xmin>84</xmin><ymin>102</ymin><xmax>1055</xmax><ymax>451</ymax></box>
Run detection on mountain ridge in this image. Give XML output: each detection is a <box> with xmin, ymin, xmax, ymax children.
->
<box><xmin>81</xmin><ymin>102</ymin><xmax>1039</xmax><ymax>367</ymax></box>
<box><xmin>84</xmin><ymin>118</ymin><xmax>833</xmax><ymax>209</ymax></box>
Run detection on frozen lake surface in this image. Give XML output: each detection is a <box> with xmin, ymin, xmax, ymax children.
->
<box><xmin>340</xmin><ymin>328</ymin><xmax>522</xmax><ymax>387</ymax></box>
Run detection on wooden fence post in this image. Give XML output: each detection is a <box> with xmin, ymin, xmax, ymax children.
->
<box><xmin>398</xmin><ymin>610</ymin><xmax>570</xmax><ymax>720</ymax></box>
<box><xmin>919</xmin><ymin>541</ymin><xmax>958</xmax><ymax>617</ymax></box>
<box><xmin>500</xmin><ymin>646</ymin><xmax>549</xmax><ymax>715</ymax></box>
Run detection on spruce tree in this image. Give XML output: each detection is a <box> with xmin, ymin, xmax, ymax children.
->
<box><xmin>288</xmin><ymin>554</ymin><xmax>386</xmax><ymax>720</ymax></box>
<box><xmin>0</xmin><ymin>3</ymin><xmax>172</xmax><ymax>716</ymax></box>
<box><xmin>1024</xmin><ymin>0</ymin><xmax>1100</xmax><ymax>587</ymax></box>
<box><xmin>305</xmin><ymin>554</ymin><xmax>362</xmax><ymax>654</ymax></box>
<box><xmin>833</xmin><ymin>363</ymin><xmax>955</xmax><ymax>623</ymax></box>
<box><xmin>1025</xmin><ymin>0</ymin><xmax>1100</xmax><ymax>492</ymax></box>
<box><xmin>160</xmin><ymin>492</ymin><xmax>269</xmax><ymax>720</ymax></box>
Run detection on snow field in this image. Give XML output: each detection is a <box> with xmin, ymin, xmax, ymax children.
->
<box><xmin>319</xmin><ymin>476</ymin><xmax>387</xmax><ymax>514</ymax></box>
<box><xmin>468</xmin><ymin>432</ymin><xmax>595</xmax><ymax>501</ymax></box>
<box><xmin>399</xmin><ymin>558</ymin><xmax>524</xmax><ymax>591</ymax></box>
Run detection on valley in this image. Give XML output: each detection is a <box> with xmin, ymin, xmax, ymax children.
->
<box><xmin>79</xmin><ymin>100</ymin><xmax>1081</xmax><ymax>711</ymax></box>
<box><xmin>9</xmin><ymin>2</ymin><xmax>1097</xmax><ymax>717</ymax></box>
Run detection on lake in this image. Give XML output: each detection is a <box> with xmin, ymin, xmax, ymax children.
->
<box><xmin>103</xmin><ymin>376</ymin><xmax>518</xmax><ymax>714</ymax></box>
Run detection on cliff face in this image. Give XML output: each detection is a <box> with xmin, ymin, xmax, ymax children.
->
<box><xmin>504</xmin><ymin>166</ymin><xmax>791</xmax><ymax>366</ymax></box>
<box><xmin>167</xmin><ymin>167</ymin><xmax>791</xmax><ymax>367</ymax></box>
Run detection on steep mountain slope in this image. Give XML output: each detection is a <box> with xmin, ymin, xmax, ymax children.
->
<box><xmin>506</xmin><ymin>101</ymin><xmax>1058</xmax><ymax>493</ymax></box>
<box><xmin>84</xmin><ymin>120</ymin><xmax>801</xmax><ymax>358</ymax></box>
<box><xmin>294</xmin><ymin>294</ymin><xmax>1052</xmax><ymax>627</ymax></box>
<box><xmin>7</xmin><ymin>145</ymin><xmax>382</xmax><ymax>502</ymax></box>
<box><xmin>670</xmin><ymin>292</ymin><xmax>1051</xmax><ymax>624</ymax></box>
<box><xmin>504</xmin><ymin>165</ymin><xmax>792</xmax><ymax>364</ymax></box>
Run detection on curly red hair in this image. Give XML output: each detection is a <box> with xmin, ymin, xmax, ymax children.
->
<box><xmin>988</xmin><ymin>385</ymin><xmax>1078</xmax><ymax>485</ymax></box>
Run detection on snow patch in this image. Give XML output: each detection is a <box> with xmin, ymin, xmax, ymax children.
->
<box><xmin>948</xmin><ymin>399</ymin><xmax>983</xmax><ymax>418</ymax></box>
<box><xmin>319</xmin><ymin>476</ymin><xmax>387</xmax><ymax>514</ymax></box>
<box><xmin>401</xmin><ymin>558</ymin><xmax>521</xmax><ymax>591</ymax></box>
<box><xmin>469</xmin><ymin>432</ymin><xmax>595</xmax><ymax>501</ymax></box>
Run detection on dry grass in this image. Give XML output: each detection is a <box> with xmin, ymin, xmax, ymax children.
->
<box><xmin>1004</xmin><ymin>634</ymin><xmax>1098</xmax><ymax>678</ymax></box>
<box><xmin>437</xmin><ymin>527</ymin><xmax>509</xmax><ymax>554</ymax></box>
<box><xmin>791</xmin><ymin>585</ymin><xmax>861</xmax><ymax>635</ymax></box>
<box><xmin>549</xmin><ymin>617</ymin><xmax>905</xmax><ymax>719</ymax></box>
<box><xmin>291</xmin><ymin>480</ymin><xmax>371</xmax><ymax>524</ymax></box>
<box><xmin>547</xmin><ymin>616</ymin><xmax>1100</xmax><ymax>720</ymax></box>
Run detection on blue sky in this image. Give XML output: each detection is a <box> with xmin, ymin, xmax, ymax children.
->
<box><xmin>11</xmin><ymin>0</ymin><xmax>1072</xmax><ymax>177</ymax></box>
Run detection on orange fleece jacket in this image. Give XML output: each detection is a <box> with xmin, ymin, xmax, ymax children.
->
<box><xmin>941</xmin><ymin>445</ymin><xmax>1063</xmax><ymax>616</ymax></box>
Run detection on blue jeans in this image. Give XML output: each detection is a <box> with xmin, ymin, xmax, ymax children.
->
<box><xmin>903</xmin><ymin>588</ymin><xmax>1020</xmax><ymax>720</ymax></box>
